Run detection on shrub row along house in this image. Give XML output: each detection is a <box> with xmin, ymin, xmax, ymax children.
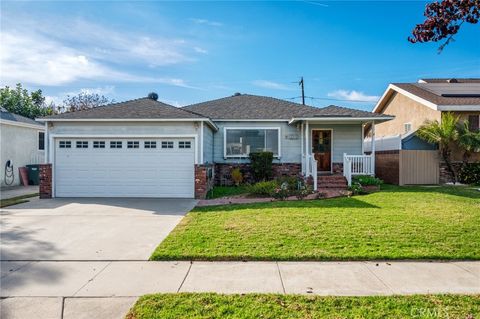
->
<box><xmin>369</xmin><ymin>78</ymin><xmax>480</xmax><ymax>185</ymax></box>
<box><xmin>37</xmin><ymin>94</ymin><xmax>392</xmax><ymax>199</ymax></box>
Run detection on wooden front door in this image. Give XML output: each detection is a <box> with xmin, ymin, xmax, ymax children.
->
<box><xmin>312</xmin><ymin>130</ymin><xmax>332</xmax><ymax>172</ymax></box>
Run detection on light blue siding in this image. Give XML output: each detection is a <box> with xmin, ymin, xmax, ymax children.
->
<box><xmin>213</xmin><ymin>121</ymin><xmax>302</xmax><ymax>163</ymax></box>
<box><xmin>308</xmin><ymin>124</ymin><xmax>363</xmax><ymax>163</ymax></box>
<box><xmin>203</xmin><ymin>124</ymin><xmax>214</xmax><ymax>163</ymax></box>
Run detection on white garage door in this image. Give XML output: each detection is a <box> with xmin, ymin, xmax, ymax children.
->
<box><xmin>54</xmin><ymin>138</ymin><xmax>195</xmax><ymax>198</ymax></box>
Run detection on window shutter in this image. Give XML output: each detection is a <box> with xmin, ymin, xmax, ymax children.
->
<box><xmin>468</xmin><ymin>115</ymin><xmax>479</xmax><ymax>132</ymax></box>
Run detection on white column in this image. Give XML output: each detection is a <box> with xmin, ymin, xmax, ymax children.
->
<box><xmin>371</xmin><ymin>121</ymin><xmax>375</xmax><ymax>175</ymax></box>
<box><xmin>44</xmin><ymin>122</ymin><xmax>49</xmax><ymax>163</ymax></box>
<box><xmin>200</xmin><ymin>121</ymin><xmax>204</xmax><ymax>164</ymax></box>
<box><xmin>305</xmin><ymin>121</ymin><xmax>310</xmax><ymax>176</ymax></box>
<box><xmin>300</xmin><ymin>123</ymin><xmax>304</xmax><ymax>174</ymax></box>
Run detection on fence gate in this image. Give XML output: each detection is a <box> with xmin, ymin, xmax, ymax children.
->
<box><xmin>400</xmin><ymin>150</ymin><xmax>439</xmax><ymax>185</ymax></box>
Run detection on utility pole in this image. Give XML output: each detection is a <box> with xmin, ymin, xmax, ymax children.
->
<box><xmin>299</xmin><ymin>77</ymin><xmax>305</xmax><ymax>105</ymax></box>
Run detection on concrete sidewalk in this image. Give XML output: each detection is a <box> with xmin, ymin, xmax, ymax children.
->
<box><xmin>1</xmin><ymin>261</ymin><xmax>479</xmax><ymax>318</ymax></box>
<box><xmin>0</xmin><ymin>185</ymin><xmax>38</xmax><ymax>200</ymax></box>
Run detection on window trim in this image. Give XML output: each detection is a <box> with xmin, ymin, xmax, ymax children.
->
<box><xmin>93</xmin><ymin>141</ymin><xmax>106</xmax><ymax>149</ymax></box>
<box><xmin>404</xmin><ymin>122</ymin><xmax>412</xmax><ymax>134</ymax></box>
<box><xmin>38</xmin><ymin>132</ymin><xmax>45</xmax><ymax>151</ymax></box>
<box><xmin>76</xmin><ymin>141</ymin><xmax>89</xmax><ymax>148</ymax></box>
<box><xmin>144</xmin><ymin>141</ymin><xmax>157</xmax><ymax>149</ymax></box>
<box><xmin>223</xmin><ymin>127</ymin><xmax>281</xmax><ymax>159</ymax></box>
<box><xmin>127</xmin><ymin>141</ymin><xmax>140</xmax><ymax>149</ymax></box>
<box><xmin>59</xmin><ymin>140</ymin><xmax>71</xmax><ymax>148</ymax></box>
<box><xmin>179</xmin><ymin>141</ymin><xmax>192</xmax><ymax>149</ymax></box>
<box><xmin>161</xmin><ymin>141</ymin><xmax>174</xmax><ymax>149</ymax></box>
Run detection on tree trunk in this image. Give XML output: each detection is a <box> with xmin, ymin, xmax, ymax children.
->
<box><xmin>442</xmin><ymin>147</ymin><xmax>457</xmax><ymax>184</ymax></box>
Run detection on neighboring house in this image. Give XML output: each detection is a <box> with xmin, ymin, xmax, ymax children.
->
<box><xmin>37</xmin><ymin>94</ymin><xmax>392</xmax><ymax>199</ymax></box>
<box><xmin>368</xmin><ymin>78</ymin><xmax>480</xmax><ymax>184</ymax></box>
<box><xmin>0</xmin><ymin>107</ymin><xmax>45</xmax><ymax>187</ymax></box>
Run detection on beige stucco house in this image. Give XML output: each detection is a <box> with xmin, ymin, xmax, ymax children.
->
<box><xmin>369</xmin><ymin>78</ymin><xmax>480</xmax><ymax>184</ymax></box>
<box><xmin>0</xmin><ymin>107</ymin><xmax>45</xmax><ymax>186</ymax></box>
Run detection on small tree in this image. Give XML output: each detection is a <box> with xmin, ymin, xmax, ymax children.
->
<box><xmin>409</xmin><ymin>0</ymin><xmax>479</xmax><ymax>52</ymax></box>
<box><xmin>417</xmin><ymin>112</ymin><xmax>459</xmax><ymax>183</ymax></box>
<box><xmin>457</xmin><ymin>121</ymin><xmax>480</xmax><ymax>166</ymax></box>
<box><xmin>61</xmin><ymin>92</ymin><xmax>113</xmax><ymax>112</ymax></box>
<box><xmin>0</xmin><ymin>83</ymin><xmax>55</xmax><ymax>119</ymax></box>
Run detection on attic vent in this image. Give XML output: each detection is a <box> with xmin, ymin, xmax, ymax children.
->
<box><xmin>233</xmin><ymin>92</ymin><xmax>241</xmax><ymax>96</ymax></box>
<box><xmin>148</xmin><ymin>92</ymin><xmax>159</xmax><ymax>100</ymax></box>
<box><xmin>448</xmin><ymin>78</ymin><xmax>458</xmax><ymax>83</ymax></box>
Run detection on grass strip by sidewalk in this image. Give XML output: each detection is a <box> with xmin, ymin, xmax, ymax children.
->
<box><xmin>126</xmin><ymin>293</ymin><xmax>480</xmax><ymax>319</ymax></box>
<box><xmin>151</xmin><ymin>185</ymin><xmax>480</xmax><ymax>261</ymax></box>
<box><xmin>0</xmin><ymin>193</ymin><xmax>39</xmax><ymax>208</ymax></box>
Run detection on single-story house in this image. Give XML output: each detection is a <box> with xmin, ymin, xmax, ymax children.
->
<box><xmin>1</xmin><ymin>107</ymin><xmax>45</xmax><ymax>186</ymax></box>
<box><xmin>37</xmin><ymin>94</ymin><xmax>392</xmax><ymax>198</ymax></box>
<box><xmin>368</xmin><ymin>78</ymin><xmax>480</xmax><ymax>185</ymax></box>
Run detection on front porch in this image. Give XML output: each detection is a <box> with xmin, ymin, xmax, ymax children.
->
<box><xmin>298</xmin><ymin>120</ymin><xmax>378</xmax><ymax>189</ymax></box>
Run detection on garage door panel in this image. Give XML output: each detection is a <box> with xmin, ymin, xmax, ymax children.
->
<box><xmin>54</xmin><ymin>138</ymin><xmax>195</xmax><ymax>198</ymax></box>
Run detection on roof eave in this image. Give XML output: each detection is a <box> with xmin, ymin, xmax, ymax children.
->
<box><xmin>373</xmin><ymin>84</ymin><xmax>439</xmax><ymax>113</ymax></box>
<box><xmin>288</xmin><ymin>116</ymin><xmax>394</xmax><ymax>125</ymax></box>
<box><xmin>436</xmin><ymin>105</ymin><xmax>480</xmax><ymax>111</ymax></box>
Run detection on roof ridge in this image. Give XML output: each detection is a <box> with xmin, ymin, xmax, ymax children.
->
<box><xmin>57</xmin><ymin>97</ymin><xmax>150</xmax><ymax>115</ymax></box>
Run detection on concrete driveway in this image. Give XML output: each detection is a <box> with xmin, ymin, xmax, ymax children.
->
<box><xmin>0</xmin><ymin>197</ymin><xmax>196</xmax><ymax>261</ymax></box>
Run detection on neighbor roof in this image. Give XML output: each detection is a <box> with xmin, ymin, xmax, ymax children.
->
<box><xmin>183</xmin><ymin>94</ymin><xmax>390</xmax><ymax>120</ymax></box>
<box><xmin>0</xmin><ymin>107</ymin><xmax>44</xmax><ymax>127</ymax></box>
<box><xmin>38</xmin><ymin>98</ymin><xmax>208</xmax><ymax>121</ymax></box>
<box><xmin>418</xmin><ymin>78</ymin><xmax>480</xmax><ymax>84</ymax></box>
<box><xmin>374</xmin><ymin>81</ymin><xmax>480</xmax><ymax>113</ymax></box>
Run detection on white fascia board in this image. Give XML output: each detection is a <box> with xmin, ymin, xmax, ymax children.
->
<box><xmin>288</xmin><ymin>117</ymin><xmax>394</xmax><ymax>125</ymax></box>
<box><xmin>36</xmin><ymin>117</ymin><xmax>218</xmax><ymax>131</ymax></box>
<box><xmin>373</xmin><ymin>84</ymin><xmax>439</xmax><ymax>113</ymax></box>
<box><xmin>0</xmin><ymin>119</ymin><xmax>45</xmax><ymax>130</ymax></box>
<box><xmin>212</xmin><ymin>119</ymin><xmax>290</xmax><ymax>122</ymax></box>
<box><xmin>437</xmin><ymin>105</ymin><xmax>480</xmax><ymax>111</ymax></box>
<box><xmin>49</xmin><ymin>133</ymin><xmax>199</xmax><ymax>138</ymax></box>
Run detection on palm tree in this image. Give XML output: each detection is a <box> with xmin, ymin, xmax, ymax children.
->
<box><xmin>417</xmin><ymin>112</ymin><xmax>459</xmax><ymax>183</ymax></box>
<box><xmin>458</xmin><ymin>121</ymin><xmax>480</xmax><ymax>166</ymax></box>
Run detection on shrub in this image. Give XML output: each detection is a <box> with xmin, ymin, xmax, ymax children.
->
<box><xmin>458</xmin><ymin>162</ymin><xmax>480</xmax><ymax>185</ymax></box>
<box><xmin>247</xmin><ymin>180</ymin><xmax>277</xmax><ymax>197</ymax></box>
<box><xmin>295</xmin><ymin>183</ymin><xmax>313</xmax><ymax>200</ymax></box>
<box><xmin>273</xmin><ymin>182</ymin><xmax>290</xmax><ymax>200</ymax></box>
<box><xmin>249</xmin><ymin>152</ymin><xmax>273</xmax><ymax>182</ymax></box>
<box><xmin>348</xmin><ymin>182</ymin><xmax>367</xmax><ymax>195</ymax></box>
<box><xmin>276</xmin><ymin>176</ymin><xmax>299</xmax><ymax>192</ymax></box>
<box><xmin>231</xmin><ymin>168</ymin><xmax>243</xmax><ymax>186</ymax></box>
<box><xmin>352</xmin><ymin>175</ymin><xmax>383</xmax><ymax>186</ymax></box>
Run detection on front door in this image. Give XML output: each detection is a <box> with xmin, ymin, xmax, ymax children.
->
<box><xmin>312</xmin><ymin>130</ymin><xmax>332</xmax><ymax>172</ymax></box>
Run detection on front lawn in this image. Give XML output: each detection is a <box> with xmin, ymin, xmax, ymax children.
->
<box><xmin>127</xmin><ymin>293</ymin><xmax>480</xmax><ymax>319</ymax></box>
<box><xmin>151</xmin><ymin>185</ymin><xmax>480</xmax><ymax>261</ymax></box>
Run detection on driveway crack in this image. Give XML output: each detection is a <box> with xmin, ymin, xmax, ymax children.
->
<box><xmin>72</xmin><ymin>261</ymin><xmax>112</xmax><ymax>296</ymax></box>
<box><xmin>276</xmin><ymin>262</ymin><xmax>286</xmax><ymax>294</ymax></box>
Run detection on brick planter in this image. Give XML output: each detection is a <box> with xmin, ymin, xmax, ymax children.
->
<box><xmin>214</xmin><ymin>163</ymin><xmax>302</xmax><ymax>186</ymax></box>
<box><xmin>195</xmin><ymin>164</ymin><xmax>214</xmax><ymax>199</ymax></box>
<box><xmin>39</xmin><ymin>164</ymin><xmax>52</xmax><ymax>199</ymax></box>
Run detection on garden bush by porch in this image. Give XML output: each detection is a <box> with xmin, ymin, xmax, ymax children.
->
<box><xmin>151</xmin><ymin>185</ymin><xmax>480</xmax><ymax>261</ymax></box>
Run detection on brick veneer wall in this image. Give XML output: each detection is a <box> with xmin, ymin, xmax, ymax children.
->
<box><xmin>374</xmin><ymin>150</ymin><xmax>400</xmax><ymax>185</ymax></box>
<box><xmin>39</xmin><ymin>164</ymin><xmax>52</xmax><ymax>199</ymax></box>
<box><xmin>215</xmin><ymin>163</ymin><xmax>302</xmax><ymax>186</ymax></box>
<box><xmin>195</xmin><ymin>164</ymin><xmax>214</xmax><ymax>199</ymax></box>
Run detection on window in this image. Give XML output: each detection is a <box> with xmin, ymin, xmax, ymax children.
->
<box><xmin>93</xmin><ymin>141</ymin><xmax>105</xmax><ymax>148</ymax></box>
<box><xmin>225</xmin><ymin>128</ymin><xmax>279</xmax><ymax>157</ymax></box>
<box><xmin>404</xmin><ymin>123</ymin><xmax>412</xmax><ymax>134</ymax></box>
<box><xmin>161</xmin><ymin>141</ymin><xmax>174</xmax><ymax>149</ymax></box>
<box><xmin>144</xmin><ymin>141</ymin><xmax>157</xmax><ymax>149</ymax></box>
<box><xmin>110</xmin><ymin>141</ymin><xmax>122</xmax><ymax>148</ymax></box>
<box><xmin>76</xmin><ymin>141</ymin><xmax>88</xmax><ymax>148</ymax></box>
<box><xmin>59</xmin><ymin>141</ymin><xmax>71</xmax><ymax>148</ymax></box>
<box><xmin>38</xmin><ymin>132</ymin><xmax>45</xmax><ymax>150</ymax></box>
<box><xmin>468</xmin><ymin>115</ymin><xmax>480</xmax><ymax>132</ymax></box>
<box><xmin>127</xmin><ymin>141</ymin><xmax>139</xmax><ymax>149</ymax></box>
<box><xmin>179</xmin><ymin>141</ymin><xmax>191</xmax><ymax>149</ymax></box>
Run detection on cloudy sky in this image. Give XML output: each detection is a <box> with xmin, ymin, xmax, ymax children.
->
<box><xmin>1</xmin><ymin>1</ymin><xmax>479</xmax><ymax>110</ymax></box>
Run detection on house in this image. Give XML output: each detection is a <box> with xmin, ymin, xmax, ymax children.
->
<box><xmin>37</xmin><ymin>94</ymin><xmax>392</xmax><ymax>199</ymax></box>
<box><xmin>1</xmin><ymin>107</ymin><xmax>45</xmax><ymax>187</ymax></box>
<box><xmin>368</xmin><ymin>78</ymin><xmax>480</xmax><ymax>184</ymax></box>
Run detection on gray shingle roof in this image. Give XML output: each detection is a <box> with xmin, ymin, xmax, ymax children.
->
<box><xmin>393</xmin><ymin>83</ymin><xmax>480</xmax><ymax>106</ymax></box>
<box><xmin>0</xmin><ymin>107</ymin><xmax>44</xmax><ymax>127</ymax></box>
<box><xmin>39</xmin><ymin>98</ymin><xmax>206</xmax><ymax>120</ymax></box>
<box><xmin>419</xmin><ymin>78</ymin><xmax>480</xmax><ymax>84</ymax></box>
<box><xmin>183</xmin><ymin>94</ymin><xmax>388</xmax><ymax>120</ymax></box>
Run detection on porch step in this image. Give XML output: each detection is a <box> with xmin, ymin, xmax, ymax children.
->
<box><xmin>317</xmin><ymin>175</ymin><xmax>348</xmax><ymax>189</ymax></box>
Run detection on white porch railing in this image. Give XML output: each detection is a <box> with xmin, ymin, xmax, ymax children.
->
<box><xmin>343</xmin><ymin>153</ymin><xmax>374</xmax><ymax>186</ymax></box>
<box><xmin>303</xmin><ymin>155</ymin><xmax>318</xmax><ymax>191</ymax></box>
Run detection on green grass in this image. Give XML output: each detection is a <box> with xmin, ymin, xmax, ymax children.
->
<box><xmin>126</xmin><ymin>293</ymin><xmax>480</xmax><ymax>319</ymax></box>
<box><xmin>0</xmin><ymin>193</ymin><xmax>39</xmax><ymax>208</ymax></box>
<box><xmin>151</xmin><ymin>185</ymin><xmax>480</xmax><ymax>261</ymax></box>
<box><xmin>206</xmin><ymin>186</ymin><xmax>250</xmax><ymax>199</ymax></box>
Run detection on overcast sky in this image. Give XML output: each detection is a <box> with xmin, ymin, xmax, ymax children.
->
<box><xmin>1</xmin><ymin>1</ymin><xmax>479</xmax><ymax>110</ymax></box>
